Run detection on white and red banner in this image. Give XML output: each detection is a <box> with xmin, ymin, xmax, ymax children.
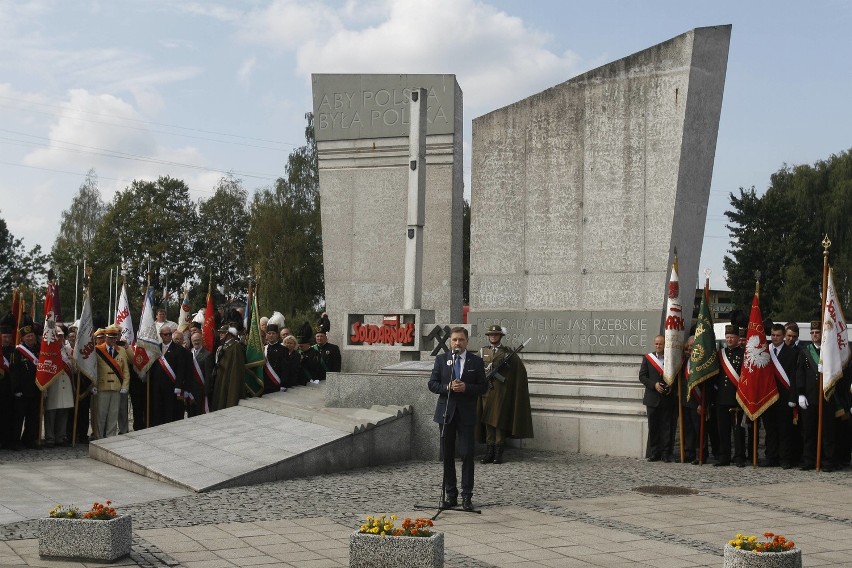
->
<box><xmin>177</xmin><ymin>288</ymin><xmax>192</xmax><ymax>333</ymax></box>
<box><xmin>133</xmin><ymin>287</ymin><xmax>162</xmax><ymax>374</ymax></box>
<box><xmin>74</xmin><ymin>288</ymin><xmax>98</xmax><ymax>381</ymax></box>
<box><xmin>663</xmin><ymin>257</ymin><xmax>684</xmax><ymax>386</ymax></box>
<box><xmin>115</xmin><ymin>284</ymin><xmax>135</xmax><ymax>346</ymax></box>
<box><xmin>737</xmin><ymin>292</ymin><xmax>779</xmax><ymax>420</ymax></box>
<box><xmin>819</xmin><ymin>267</ymin><xmax>850</xmax><ymax>397</ymax></box>
<box><xmin>36</xmin><ymin>282</ymin><xmax>64</xmax><ymax>391</ymax></box>
<box><xmin>203</xmin><ymin>291</ymin><xmax>216</xmax><ymax>354</ymax></box>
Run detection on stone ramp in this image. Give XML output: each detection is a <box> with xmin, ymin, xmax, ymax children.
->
<box><xmin>89</xmin><ymin>383</ymin><xmax>412</xmax><ymax>493</ymax></box>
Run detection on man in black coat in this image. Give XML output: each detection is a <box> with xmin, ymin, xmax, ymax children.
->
<box><xmin>312</xmin><ymin>330</ymin><xmax>341</xmax><ymax>381</ymax></box>
<box><xmin>10</xmin><ymin>322</ymin><xmax>41</xmax><ymax>449</ymax></box>
<box><xmin>263</xmin><ymin>324</ymin><xmax>289</xmax><ymax>393</ymax></box>
<box><xmin>765</xmin><ymin>323</ymin><xmax>799</xmax><ymax>468</ymax></box>
<box><xmin>797</xmin><ymin>322</ymin><xmax>841</xmax><ymax>471</ymax></box>
<box><xmin>149</xmin><ymin>323</ymin><xmax>188</xmax><ymax>426</ymax></box>
<box><xmin>428</xmin><ymin>327</ymin><xmax>488</xmax><ymax>512</ymax></box>
<box><xmin>714</xmin><ymin>325</ymin><xmax>746</xmax><ymax>467</ymax></box>
<box><xmin>639</xmin><ymin>335</ymin><xmax>676</xmax><ymax>462</ymax></box>
<box><xmin>186</xmin><ymin>330</ymin><xmax>213</xmax><ymax>417</ymax></box>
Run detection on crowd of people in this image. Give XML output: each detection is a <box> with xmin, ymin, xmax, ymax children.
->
<box><xmin>641</xmin><ymin>321</ymin><xmax>852</xmax><ymax>471</ymax></box>
<box><xmin>0</xmin><ymin>308</ymin><xmax>341</xmax><ymax>451</ymax></box>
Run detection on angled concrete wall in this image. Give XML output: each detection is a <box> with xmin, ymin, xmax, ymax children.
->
<box><xmin>469</xmin><ymin>26</ymin><xmax>731</xmax><ymax>356</ymax></box>
<box><xmin>313</xmin><ymin>74</ymin><xmax>464</xmax><ymax>372</ymax></box>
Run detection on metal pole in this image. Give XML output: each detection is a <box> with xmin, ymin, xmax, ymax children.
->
<box><xmin>73</xmin><ymin>263</ymin><xmax>79</xmax><ymax>322</ymax></box>
<box><xmin>108</xmin><ymin>268</ymin><xmax>114</xmax><ymax>320</ymax></box>
<box><xmin>817</xmin><ymin>235</ymin><xmax>831</xmax><ymax>472</ymax></box>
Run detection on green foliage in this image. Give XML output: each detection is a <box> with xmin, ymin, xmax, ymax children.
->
<box><xmin>724</xmin><ymin>149</ymin><xmax>852</xmax><ymax>319</ymax></box>
<box><xmin>0</xmin><ymin>211</ymin><xmax>51</xmax><ymax>309</ymax></box>
<box><xmin>247</xmin><ymin>113</ymin><xmax>323</xmax><ymax>318</ymax></box>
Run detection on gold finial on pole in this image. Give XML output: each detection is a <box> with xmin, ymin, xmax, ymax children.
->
<box><xmin>823</xmin><ymin>234</ymin><xmax>832</xmax><ymax>251</ymax></box>
<box><xmin>754</xmin><ymin>270</ymin><xmax>761</xmax><ymax>295</ymax></box>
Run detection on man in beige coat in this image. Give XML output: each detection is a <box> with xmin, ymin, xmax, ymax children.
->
<box><xmin>94</xmin><ymin>325</ymin><xmax>130</xmax><ymax>438</ymax></box>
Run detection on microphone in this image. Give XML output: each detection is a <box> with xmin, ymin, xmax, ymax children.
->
<box><xmin>452</xmin><ymin>348</ymin><xmax>461</xmax><ymax>356</ymax></box>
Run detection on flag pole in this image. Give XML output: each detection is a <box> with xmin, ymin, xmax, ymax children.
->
<box><xmin>146</xmin><ymin>267</ymin><xmax>152</xmax><ymax>430</ymax></box>
<box><xmin>698</xmin><ymin>272</ymin><xmax>710</xmax><ymax>466</ymax></box>
<box><xmin>817</xmin><ymin>235</ymin><xmax>831</xmax><ymax>472</ymax></box>
<box><xmin>72</xmin><ymin>267</ymin><xmax>92</xmax><ymax>449</ymax></box>
<box><xmin>73</xmin><ymin>263</ymin><xmax>79</xmax><ymax>323</ymax></box>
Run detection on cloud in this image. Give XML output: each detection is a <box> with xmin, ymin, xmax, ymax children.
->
<box><xmin>238</xmin><ymin>57</ymin><xmax>257</xmax><ymax>89</ymax></box>
<box><xmin>237</xmin><ymin>0</ymin><xmax>582</xmax><ymax>114</ymax></box>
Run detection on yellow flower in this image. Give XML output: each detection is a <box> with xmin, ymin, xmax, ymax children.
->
<box><xmin>380</xmin><ymin>531</ymin><xmax>386</xmax><ymax>536</ymax></box>
<box><xmin>391</xmin><ymin>515</ymin><xmax>397</xmax><ymax>520</ymax></box>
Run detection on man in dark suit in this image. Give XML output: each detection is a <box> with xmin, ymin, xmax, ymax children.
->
<box><xmin>714</xmin><ymin>324</ymin><xmax>746</xmax><ymax>467</ymax></box>
<box><xmin>428</xmin><ymin>327</ymin><xmax>488</xmax><ymax>512</ymax></box>
<box><xmin>765</xmin><ymin>323</ymin><xmax>798</xmax><ymax>468</ymax></box>
<box><xmin>312</xmin><ymin>330</ymin><xmax>342</xmax><ymax>380</ymax></box>
<box><xmin>149</xmin><ymin>323</ymin><xmax>188</xmax><ymax>426</ymax></box>
<box><xmin>639</xmin><ymin>335</ymin><xmax>676</xmax><ymax>462</ymax></box>
<box><xmin>186</xmin><ymin>330</ymin><xmax>213</xmax><ymax>417</ymax></box>
<box><xmin>797</xmin><ymin>322</ymin><xmax>841</xmax><ymax>471</ymax></box>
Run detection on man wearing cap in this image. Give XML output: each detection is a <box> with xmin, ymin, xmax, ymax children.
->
<box><xmin>713</xmin><ymin>324</ymin><xmax>746</xmax><ymax>467</ymax></box>
<box><xmin>476</xmin><ymin>325</ymin><xmax>533</xmax><ymax>464</ymax></box>
<box><xmin>94</xmin><ymin>325</ymin><xmax>130</xmax><ymax>438</ymax></box>
<box><xmin>312</xmin><ymin>330</ymin><xmax>341</xmax><ymax>382</ymax></box>
<box><xmin>296</xmin><ymin>323</ymin><xmax>321</xmax><ymax>385</ymax></box>
<box><xmin>211</xmin><ymin>325</ymin><xmax>245</xmax><ymax>411</ymax></box>
<box><xmin>263</xmin><ymin>323</ymin><xmax>289</xmax><ymax>393</ymax></box>
<box><xmin>796</xmin><ymin>321</ymin><xmax>841</xmax><ymax>471</ymax></box>
<box><xmin>10</xmin><ymin>320</ymin><xmax>41</xmax><ymax>449</ymax></box>
<box><xmin>149</xmin><ymin>323</ymin><xmax>188</xmax><ymax>426</ymax></box>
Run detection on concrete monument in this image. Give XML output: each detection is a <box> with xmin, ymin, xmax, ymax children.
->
<box><xmin>468</xmin><ymin>26</ymin><xmax>731</xmax><ymax>456</ymax></box>
<box><xmin>312</xmin><ymin>74</ymin><xmax>464</xmax><ymax>373</ymax></box>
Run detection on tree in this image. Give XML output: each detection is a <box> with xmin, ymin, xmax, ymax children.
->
<box><xmin>247</xmin><ymin>113</ymin><xmax>323</xmax><ymax>318</ymax></box>
<box><xmin>0</xmin><ymin>212</ymin><xmax>51</xmax><ymax>309</ymax></box>
<box><xmin>91</xmin><ymin>176</ymin><xmax>198</xmax><ymax>320</ymax></box>
<box><xmin>50</xmin><ymin>169</ymin><xmax>107</xmax><ymax>321</ymax></box>
<box><xmin>195</xmin><ymin>175</ymin><xmax>250</xmax><ymax>302</ymax></box>
<box><xmin>724</xmin><ymin>149</ymin><xmax>852</xmax><ymax>320</ymax></box>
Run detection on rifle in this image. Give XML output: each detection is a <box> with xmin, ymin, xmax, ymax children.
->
<box><xmin>485</xmin><ymin>338</ymin><xmax>531</xmax><ymax>383</ymax></box>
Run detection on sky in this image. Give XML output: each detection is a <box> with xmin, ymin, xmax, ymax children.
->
<box><xmin>1</xmin><ymin>0</ymin><xmax>850</xmax><ymax>292</ymax></box>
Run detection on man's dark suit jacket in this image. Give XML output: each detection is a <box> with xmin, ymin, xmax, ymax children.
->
<box><xmin>639</xmin><ymin>355</ymin><xmax>674</xmax><ymax>408</ymax></box>
<box><xmin>428</xmin><ymin>350</ymin><xmax>488</xmax><ymax>425</ymax></box>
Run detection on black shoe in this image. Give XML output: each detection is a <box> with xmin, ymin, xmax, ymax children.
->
<box><xmin>441</xmin><ymin>497</ymin><xmax>458</xmax><ymax>509</ymax></box>
<box><xmin>691</xmin><ymin>458</ymin><xmax>700</xmax><ymax>465</ymax></box>
<box><xmin>647</xmin><ymin>455</ymin><xmax>661</xmax><ymax>462</ymax></box>
<box><xmin>781</xmin><ymin>462</ymin><xmax>793</xmax><ymax>470</ymax></box>
<box><xmin>480</xmin><ymin>445</ymin><xmax>495</xmax><ymax>464</ymax></box>
<box><xmin>821</xmin><ymin>464</ymin><xmax>838</xmax><ymax>472</ymax></box>
<box><xmin>765</xmin><ymin>459</ymin><xmax>781</xmax><ymax>467</ymax></box>
<box><xmin>734</xmin><ymin>458</ymin><xmax>746</xmax><ymax>468</ymax></box>
<box><xmin>713</xmin><ymin>460</ymin><xmax>730</xmax><ymax>467</ymax></box>
<box><xmin>493</xmin><ymin>446</ymin><xmax>504</xmax><ymax>464</ymax></box>
<box><xmin>462</xmin><ymin>497</ymin><xmax>473</xmax><ymax>512</ymax></box>
<box><xmin>799</xmin><ymin>463</ymin><xmax>814</xmax><ymax>471</ymax></box>
<box><xmin>661</xmin><ymin>454</ymin><xmax>672</xmax><ymax>463</ymax></box>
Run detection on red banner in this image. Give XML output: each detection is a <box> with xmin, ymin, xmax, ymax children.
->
<box><xmin>736</xmin><ymin>292</ymin><xmax>779</xmax><ymax>420</ymax></box>
<box><xmin>36</xmin><ymin>282</ymin><xmax>64</xmax><ymax>391</ymax></box>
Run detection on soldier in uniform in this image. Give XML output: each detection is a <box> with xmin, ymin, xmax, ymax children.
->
<box><xmin>296</xmin><ymin>323</ymin><xmax>321</xmax><ymax>385</ymax></box>
<box><xmin>10</xmin><ymin>319</ymin><xmax>40</xmax><ymax>449</ymax></box>
<box><xmin>476</xmin><ymin>325</ymin><xmax>533</xmax><ymax>464</ymax></box>
<box><xmin>312</xmin><ymin>330</ymin><xmax>341</xmax><ymax>381</ymax></box>
<box><xmin>263</xmin><ymin>323</ymin><xmax>289</xmax><ymax>393</ymax></box>
<box><xmin>714</xmin><ymin>324</ymin><xmax>746</xmax><ymax>467</ymax></box>
<box><xmin>211</xmin><ymin>325</ymin><xmax>245</xmax><ymax>411</ymax></box>
<box><xmin>94</xmin><ymin>325</ymin><xmax>130</xmax><ymax>438</ymax></box>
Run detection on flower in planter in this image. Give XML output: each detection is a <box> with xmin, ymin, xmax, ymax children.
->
<box><xmin>358</xmin><ymin>515</ymin><xmax>435</xmax><ymax>537</ymax></box>
<box><xmin>48</xmin><ymin>501</ymin><xmax>117</xmax><ymax>520</ymax></box>
<box><xmin>728</xmin><ymin>532</ymin><xmax>796</xmax><ymax>552</ymax></box>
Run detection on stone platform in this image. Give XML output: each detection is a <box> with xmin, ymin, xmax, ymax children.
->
<box><xmin>89</xmin><ymin>383</ymin><xmax>412</xmax><ymax>492</ymax></box>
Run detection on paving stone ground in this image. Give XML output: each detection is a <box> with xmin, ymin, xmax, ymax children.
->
<box><xmin>2</xmin><ymin>446</ymin><xmax>852</xmax><ymax>567</ymax></box>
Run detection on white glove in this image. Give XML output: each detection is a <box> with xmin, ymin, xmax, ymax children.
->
<box><xmin>788</xmin><ymin>401</ymin><xmax>796</xmax><ymax>408</ymax></box>
<box><xmin>798</xmin><ymin>395</ymin><xmax>808</xmax><ymax>410</ymax></box>
<box><xmin>14</xmin><ymin>392</ymin><xmax>22</xmax><ymax>398</ymax></box>
<box><xmin>91</xmin><ymin>387</ymin><xmax>98</xmax><ymax>395</ymax></box>
<box><xmin>119</xmin><ymin>388</ymin><xmax>128</xmax><ymax>394</ymax></box>
<box><xmin>174</xmin><ymin>388</ymin><xmax>182</xmax><ymax>396</ymax></box>
<box><xmin>184</xmin><ymin>392</ymin><xmax>194</xmax><ymax>401</ymax></box>
<box><xmin>280</xmin><ymin>387</ymin><xmax>287</xmax><ymax>392</ymax></box>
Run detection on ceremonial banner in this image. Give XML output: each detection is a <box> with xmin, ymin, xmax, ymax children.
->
<box><xmin>662</xmin><ymin>257</ymin><xmax>684</xmax><ymax>386</ymax></box>
<box><xmin>177</xmin><ymin>288</ymin><xmax>192</xmax><ymax>333</ymax></box>
<box><xmin>36</xmin><ymin>282</ymin><xmax>64</xmax><ymax>390</ymax></box>
<box><xmin>203</xmin><ymin>290</ymin><xmax>216</xmax><ymax>353</ymax></box>
<box><xmin>736</xmin><ymin>292</ymin><xmax>779</xmax><ymax>420</ymax></box>
<box><xmin>687</xmin><ymin>285</ymin><xmax>719</xmax><ymax>400</ymax></box>
<box><xmin>74</xmin><ymin>288</ymin><xmax>98</xmax><ymax>381</ymax></box>
<box><xmin>819</xmin><ymin>267</ymin><xmax>849</xmax><ymax>398</ymax></box>
<box><xmin>133</xmin><ymin>287</ymin><xmax>162</xmax><ymax>374</ymax></box>
<box><xmin>243</xmin><ymin>289</ymin><xmax>265</xmax><ymax>398</ymax></box>
<box><xmin>115</xmin><ymin>284</ymin><xmax>135</xmax><ymax>345</ymax></box>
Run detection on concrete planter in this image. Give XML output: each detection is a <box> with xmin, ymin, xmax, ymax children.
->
<box><xmin>350</xmin><ymin>530</ymin><xmax>443</xmax><ymax>568</ymax></box>
<box><xmin>38</xmin><ymin>514</ymin><xmax>132</xmax><ymax>561</ymax></box>
<box><xmin>723</xmin><ymin>544</ymin><xmax>802</xmax><ymax>568</ymax></box>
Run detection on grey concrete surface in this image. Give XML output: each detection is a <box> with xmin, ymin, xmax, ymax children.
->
<box><xmin>3</xmin><ymin>446</ymin><xmax>852</xmax><ymax>567</ymax></box>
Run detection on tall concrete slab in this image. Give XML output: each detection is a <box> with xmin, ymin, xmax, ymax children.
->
<box><xmin>468</xmin><ymin>26</ymin><xmax>731</xmax><ymax>456</ymax></box>
<box><xmin>313</xmin><ymin>74</ymin><xmax>464</xmax><ymax>372</ymax></box>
